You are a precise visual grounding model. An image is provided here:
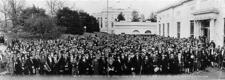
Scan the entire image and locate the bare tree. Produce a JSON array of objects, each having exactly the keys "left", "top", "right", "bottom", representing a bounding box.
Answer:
[
  {"left": 147, "top": 12, "right": 157, "bottom": 22},
  {"left": 46, "top": 0, "right": 65, "bottom": 16},
  {"left": 140, "top": 14, "right": 145, "bottom": 22},
  {"left": 0, "top": 0, "right": 9, "bottom": 30},
  {"left": 0, "top": 0, "right": 25, "bottom": 31},
  {"left": 131, "top": 10, "right": 140, "bottom": 22},
  {"left": 117, "top": 12, "right": 125, "bottom": 22}
]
